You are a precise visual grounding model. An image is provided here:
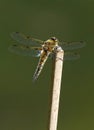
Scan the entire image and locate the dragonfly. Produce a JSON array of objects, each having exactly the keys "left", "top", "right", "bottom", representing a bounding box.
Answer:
[{"left": 9, "top": 32, "right": 86, "bottom": 80}]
